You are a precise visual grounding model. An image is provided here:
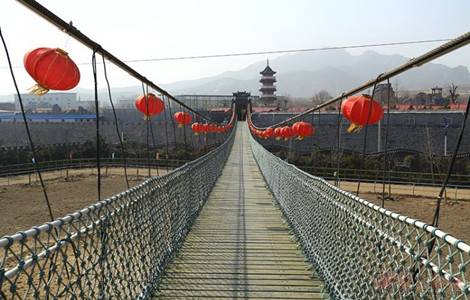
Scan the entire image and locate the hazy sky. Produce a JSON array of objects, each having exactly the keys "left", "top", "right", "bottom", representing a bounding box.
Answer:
[{"left": 0, "top": 0, "right": 469, "bottom": 96}]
